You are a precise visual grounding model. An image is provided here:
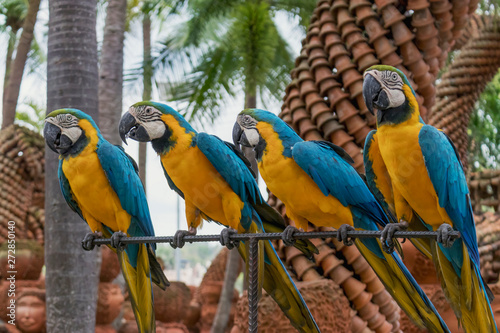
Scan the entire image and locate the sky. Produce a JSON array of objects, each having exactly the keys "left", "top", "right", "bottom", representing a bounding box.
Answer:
[{"left": 0, "top": 2, "right": 305, "bottom": 240}]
